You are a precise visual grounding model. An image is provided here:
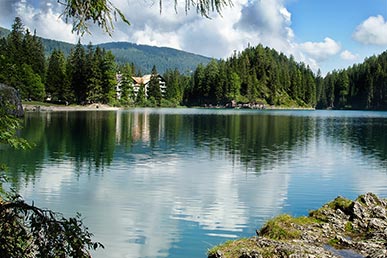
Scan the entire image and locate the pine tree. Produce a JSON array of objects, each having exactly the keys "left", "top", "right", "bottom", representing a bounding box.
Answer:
[
  {"left": 147, "top": 65, "right": 162, "bottom": 105},
  {"left": 228, "top": 72, "right": 241, "bottom": 100},
  {"left": 46, "top": 49, "right": 69, "bottom": 102},
  {"left": 86, "top": 44, "right": 103, "bottom": 103},
  {"left": 68, "top": 40, "right": 87, "bottom": 104},
  {"left": 100, "top": 50, "right": 117, "bottom": 104},
  {"left": 120, "top": 64, "right": 134, "bottom": 105},
  {"left": 136, "top": 83, "right": 146, "bottom": 106}
]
